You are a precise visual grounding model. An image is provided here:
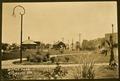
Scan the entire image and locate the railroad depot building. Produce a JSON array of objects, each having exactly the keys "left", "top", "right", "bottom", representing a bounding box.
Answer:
[{"left": 22, "top": 37, "right": 40, "bottom": 49}]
